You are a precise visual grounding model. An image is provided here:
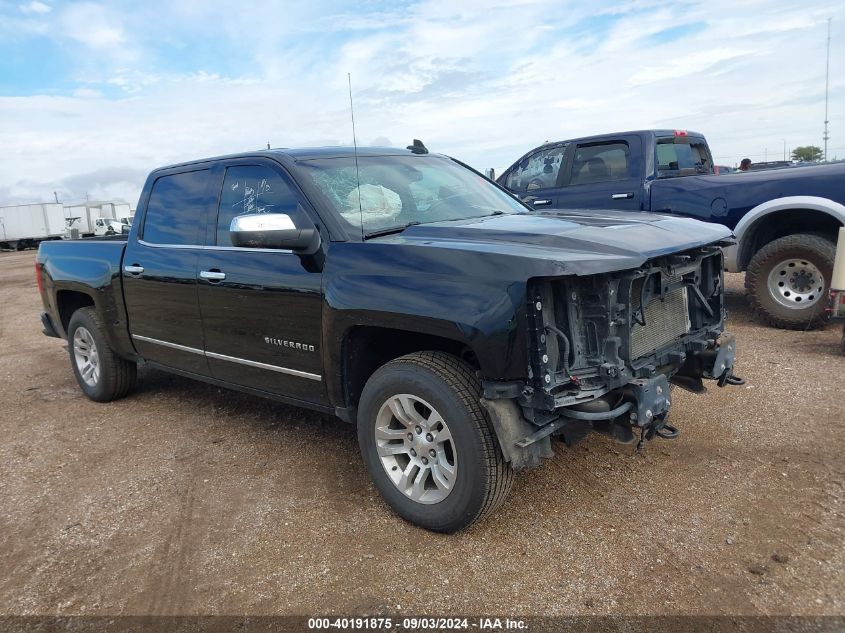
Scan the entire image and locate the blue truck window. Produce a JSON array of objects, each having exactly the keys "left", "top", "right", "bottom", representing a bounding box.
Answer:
[
  {"left": 569, "top": 143, "right": 630, "bottom": 185},
  {"left": 506, "top": 146, "right": 566, "bottom": 192},
  {"left": 656, "top": 139, "right": 713, "bottom": 176},
  {"left": 216, "top": 165, "right": 300, "bottom": 247},
  {"left": 142, "top": 169, "right": 210, "bottom": 245}
]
